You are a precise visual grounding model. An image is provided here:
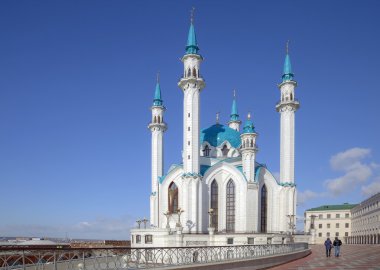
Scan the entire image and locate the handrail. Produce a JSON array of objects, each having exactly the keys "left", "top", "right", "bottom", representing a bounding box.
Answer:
[{"left": 0, "top": 243, "right": 309, "bottom": 270}]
